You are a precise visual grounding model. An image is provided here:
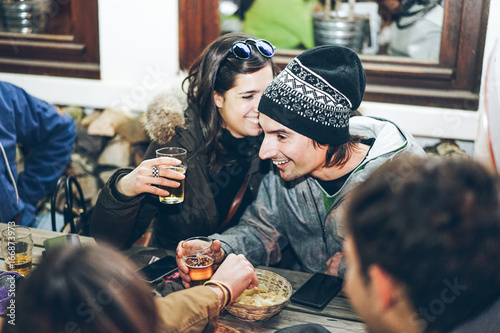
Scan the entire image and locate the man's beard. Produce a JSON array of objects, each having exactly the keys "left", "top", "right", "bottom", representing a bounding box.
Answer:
[{"left": 278, "top": 163, "right": 305, "bottom": 181}]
